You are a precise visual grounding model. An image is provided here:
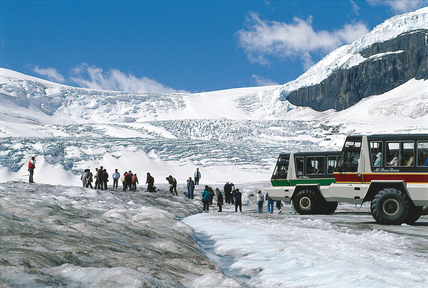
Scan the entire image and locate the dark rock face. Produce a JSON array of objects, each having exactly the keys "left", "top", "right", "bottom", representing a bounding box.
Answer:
[{"left": 286, "top": 29, "right": 428, "bottom": 111}]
